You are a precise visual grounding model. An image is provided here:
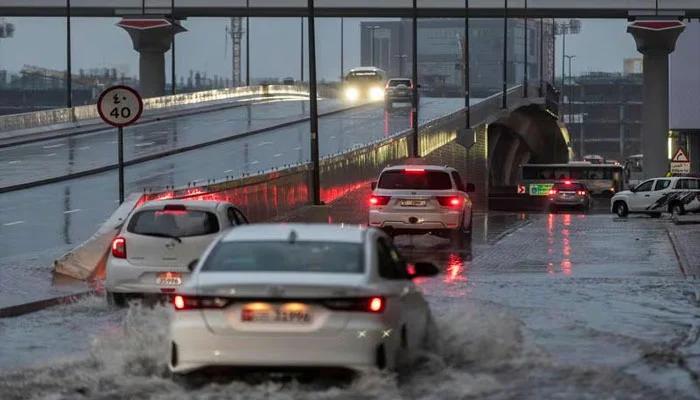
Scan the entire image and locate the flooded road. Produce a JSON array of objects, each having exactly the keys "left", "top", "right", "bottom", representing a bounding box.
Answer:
[{"left": 1, "top": 209, "right": 698, "bottom": 399}]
